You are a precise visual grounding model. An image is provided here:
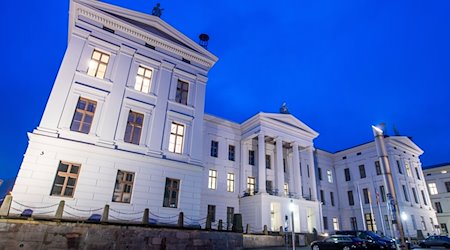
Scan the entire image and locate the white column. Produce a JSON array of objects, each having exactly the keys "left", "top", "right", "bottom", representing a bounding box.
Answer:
[
  {"left": 275, "top": 137, "right": 285, "bottom": 196},
  {"left": 240, "top": 140, "right": 247, "bottom": 195},
  {"left": 258, "top": 133, "right": 266, "bottom": 194},
  {"left": 307, "top": 147, "right": 317, "bottom": 200},
  {"left": 292, "top": 142, "right": 302, "bottom": 197}
]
